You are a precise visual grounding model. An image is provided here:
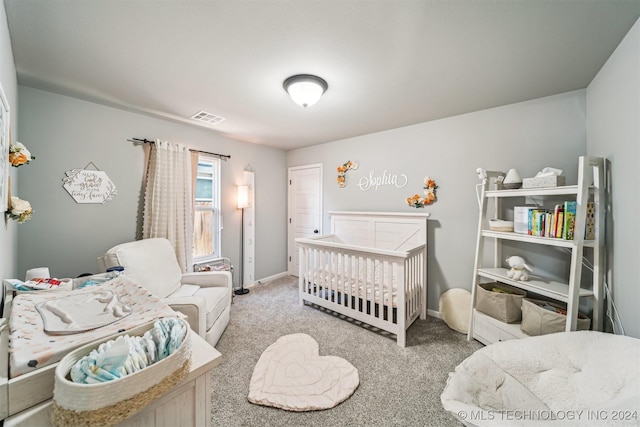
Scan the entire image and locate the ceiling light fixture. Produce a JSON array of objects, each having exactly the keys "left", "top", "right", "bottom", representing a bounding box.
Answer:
[{"left": 283, "top": 74, "right": 328, "bottom": 108}]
